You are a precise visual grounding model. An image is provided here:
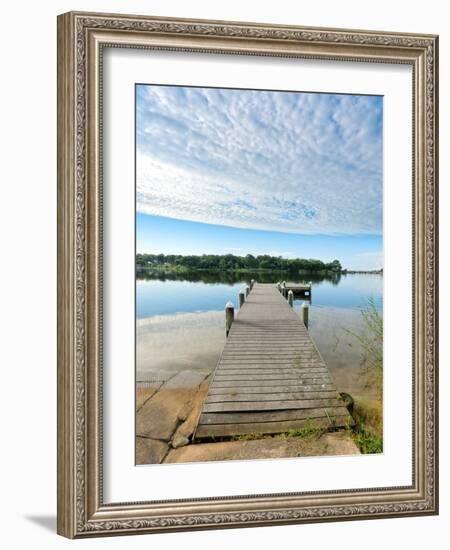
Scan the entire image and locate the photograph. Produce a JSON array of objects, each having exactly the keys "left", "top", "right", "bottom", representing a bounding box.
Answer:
[{"left": 135, "top": 83, "right": 384, "bottom": 465}]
